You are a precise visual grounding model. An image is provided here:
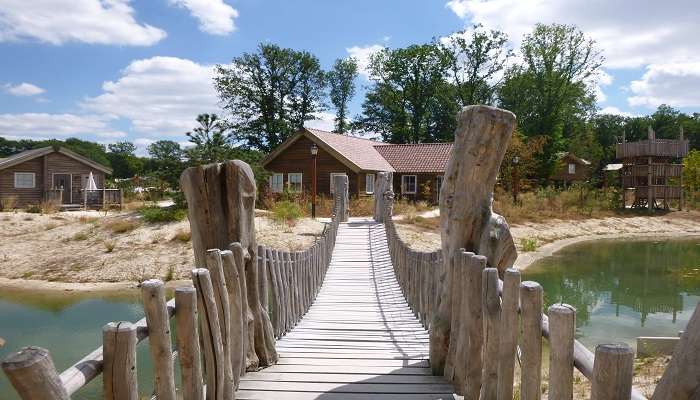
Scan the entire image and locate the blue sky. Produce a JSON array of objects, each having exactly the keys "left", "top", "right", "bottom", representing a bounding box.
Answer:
[{"left": 1, "top": 0, "right": 699, "bottom": 154}]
